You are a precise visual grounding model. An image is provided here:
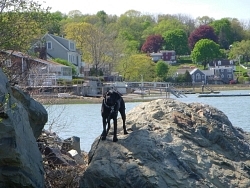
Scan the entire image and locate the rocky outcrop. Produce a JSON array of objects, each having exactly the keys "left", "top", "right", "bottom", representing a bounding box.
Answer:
[
  {"left": 11, "top": 86, "right": 48, "bottom": 139},
  {"left": 80, "top": 99, "right": 250, "bottom": 188},
  {"left": 0, "top": 69, "right": 47, "bottom": 188}
]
